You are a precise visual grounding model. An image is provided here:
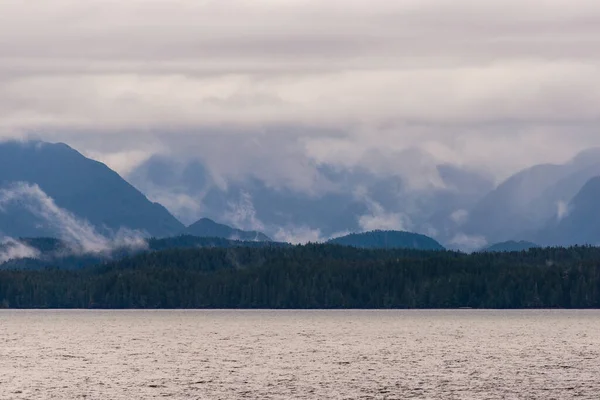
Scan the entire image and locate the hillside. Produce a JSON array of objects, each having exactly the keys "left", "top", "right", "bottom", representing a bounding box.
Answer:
[
  {"left": 183, "top": 218, "right": 271, "bottom": 242},
  {"left": 462, "top": 149, "right": 600, "bottom": 246},
  {"left": 482, "top": 241, "right": 540, "bottom": 252},
  {"left": 328, "top": 230, "right": 444, "bottom": 250},
  {"left": 0, "top": 141, "right": 184, "bottom": 237},
  {"left": 461, "top": 163, "right": 567, "bottom": 243},
  {"left": 537, "top": 176, "right": 600, "bottom": 246}
]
